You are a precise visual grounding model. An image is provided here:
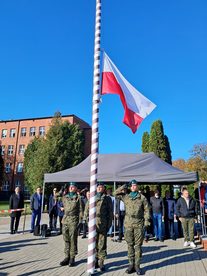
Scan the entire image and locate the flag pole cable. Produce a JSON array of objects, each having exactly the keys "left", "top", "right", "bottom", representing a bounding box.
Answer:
[{"left": 87, "top": 0, "right": 102, "bottom": 275}]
